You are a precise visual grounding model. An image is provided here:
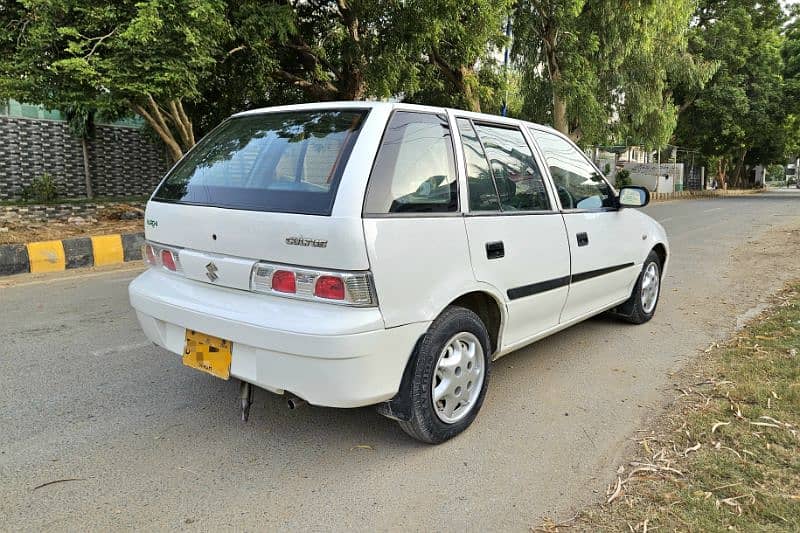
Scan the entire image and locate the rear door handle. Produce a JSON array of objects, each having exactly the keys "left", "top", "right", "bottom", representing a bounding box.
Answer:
[
  {"left": 486, "top": 241, "right": 505, "bottom": 259},
  {"left": 576, "top": 232, "right": 589, "bottom": 247}
]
